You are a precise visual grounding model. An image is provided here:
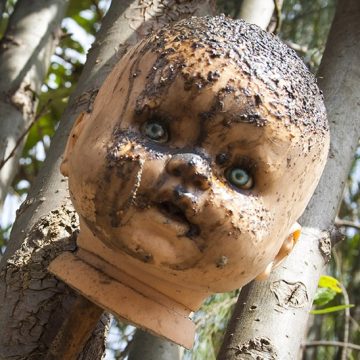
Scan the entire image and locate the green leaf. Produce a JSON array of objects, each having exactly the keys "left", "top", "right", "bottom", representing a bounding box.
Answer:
[
  {"left": 66, "top": 0, "right": 94, "bottom": 18},
  {"left": 318, "top": 275, "right": 342, "bottom": 293},
  {"left": 23, "top": 114, "right": 57, "bottom": 153},
  {"left": 313, "top": 287, "right": 337, "bottom": 306},
  {"left": 72, "top": 13, "right": 97, "bottom": 34},
  {"left": 310, "top": 304, "right": 354, "bottom": 315}
]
